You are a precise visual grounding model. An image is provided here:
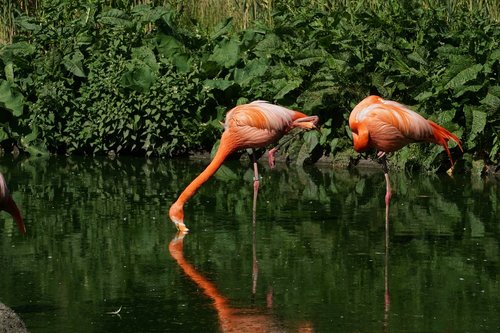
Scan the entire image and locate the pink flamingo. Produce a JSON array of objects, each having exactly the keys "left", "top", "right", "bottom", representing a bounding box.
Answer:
[
  {"left": 0, "top": 173, "right": 25, "bottom": 234},
  {"left": 349, "top": 95, "right": 463, "bottom": 207},
  {"left": 169, "top": 101, "right": 319, "bottom": 233}
]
